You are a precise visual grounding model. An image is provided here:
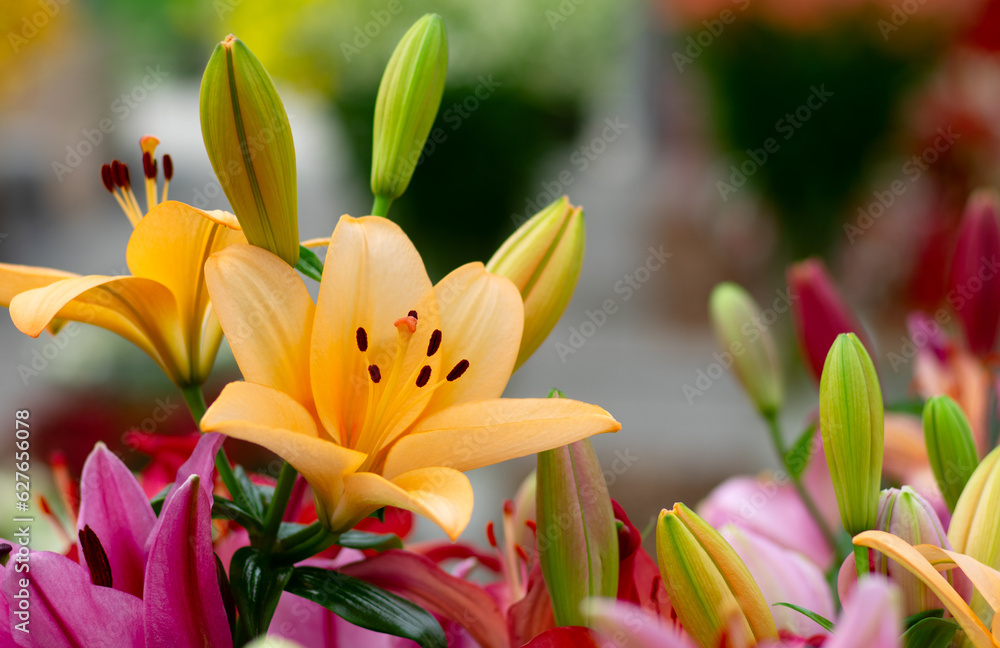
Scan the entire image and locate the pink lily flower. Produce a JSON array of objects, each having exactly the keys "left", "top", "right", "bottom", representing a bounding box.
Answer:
[{"left": 1, "top": 434, "right": 232, "bottom": 648}]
